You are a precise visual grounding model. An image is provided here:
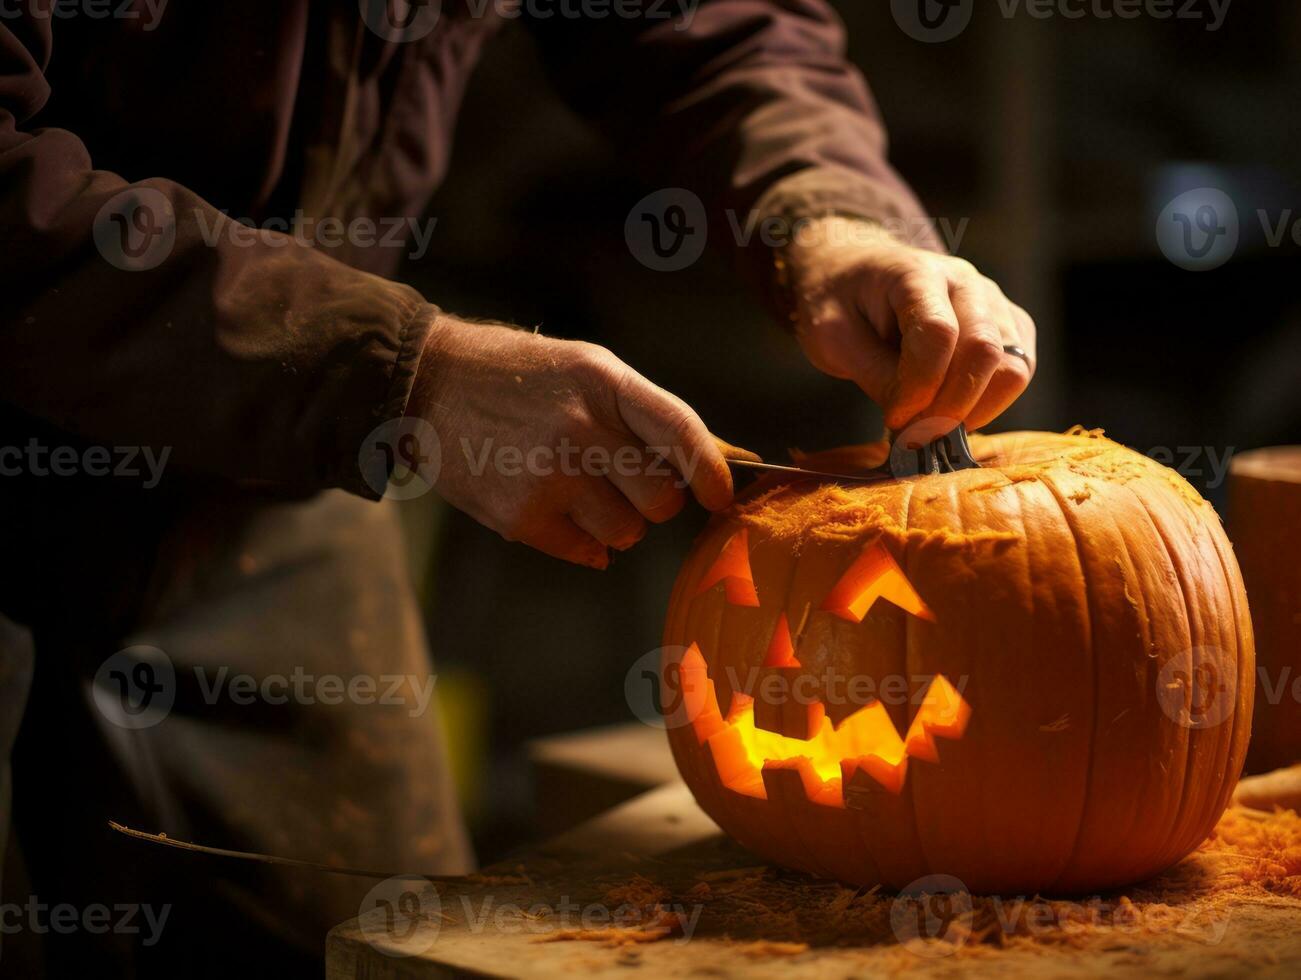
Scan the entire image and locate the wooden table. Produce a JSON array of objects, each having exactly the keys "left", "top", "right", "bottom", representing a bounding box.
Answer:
[{"left": 327, "top": 777, "right": 1301, "bottom": 978}]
